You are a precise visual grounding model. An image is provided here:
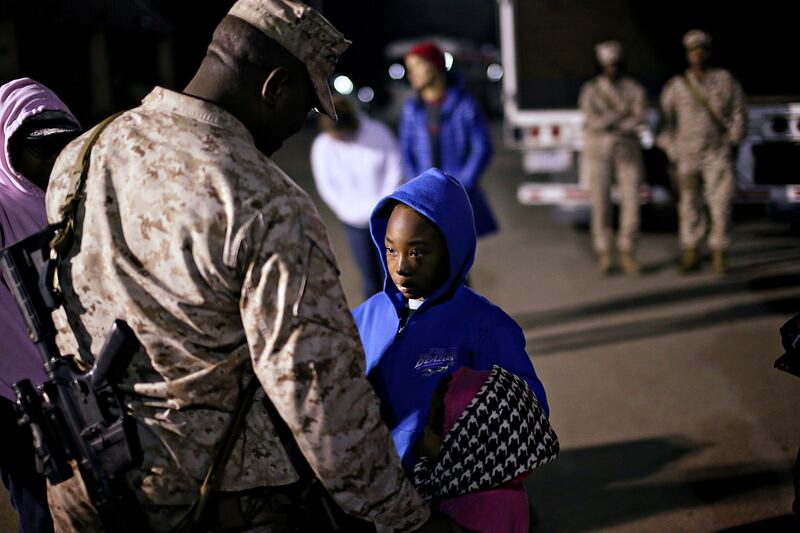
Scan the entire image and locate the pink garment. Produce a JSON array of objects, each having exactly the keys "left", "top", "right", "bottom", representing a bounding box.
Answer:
[
  {"left": 0, "top": 78, "right": 79, "bottom": 400},
  {"left": 439, "top": 367, "right": 530, "bottom": 533}
]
